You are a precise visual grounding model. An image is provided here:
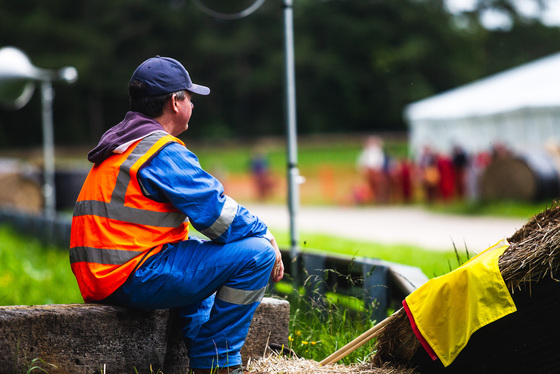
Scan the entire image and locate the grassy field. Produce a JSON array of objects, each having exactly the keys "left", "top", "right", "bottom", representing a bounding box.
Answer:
[{"left": 274, "top": 231, "right": 470, "bottom": 278}]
